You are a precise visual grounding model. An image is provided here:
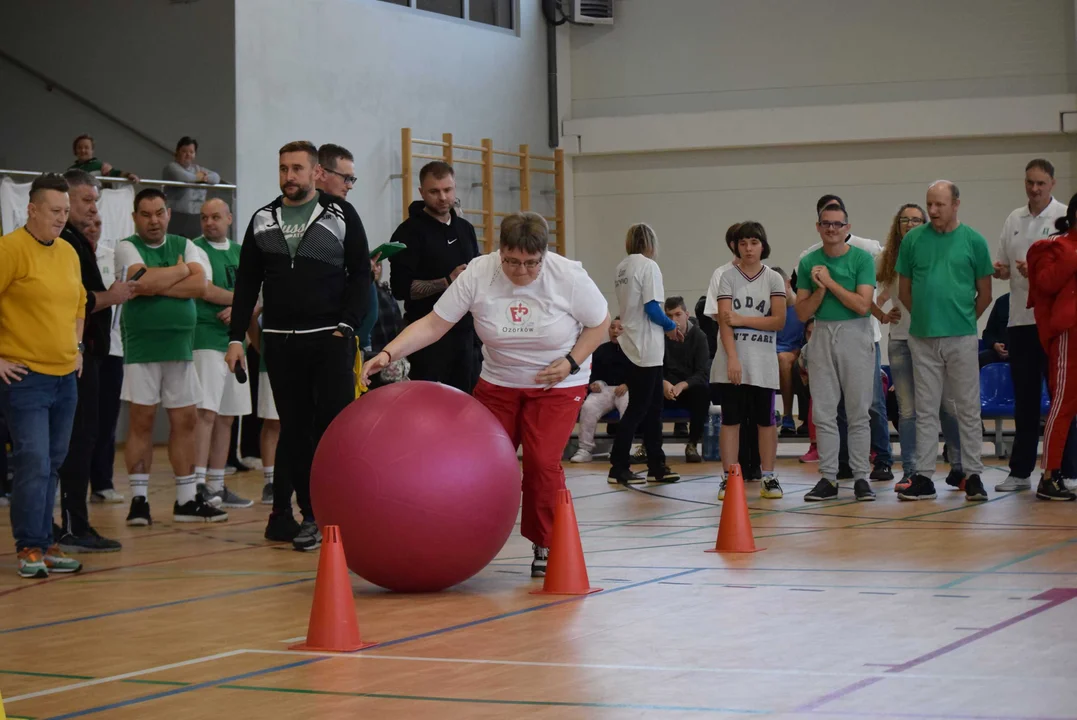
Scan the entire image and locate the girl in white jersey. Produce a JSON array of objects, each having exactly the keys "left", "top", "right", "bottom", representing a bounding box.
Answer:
[{"left": 362, "top": 212, "right": 610, "bottom": 579}]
